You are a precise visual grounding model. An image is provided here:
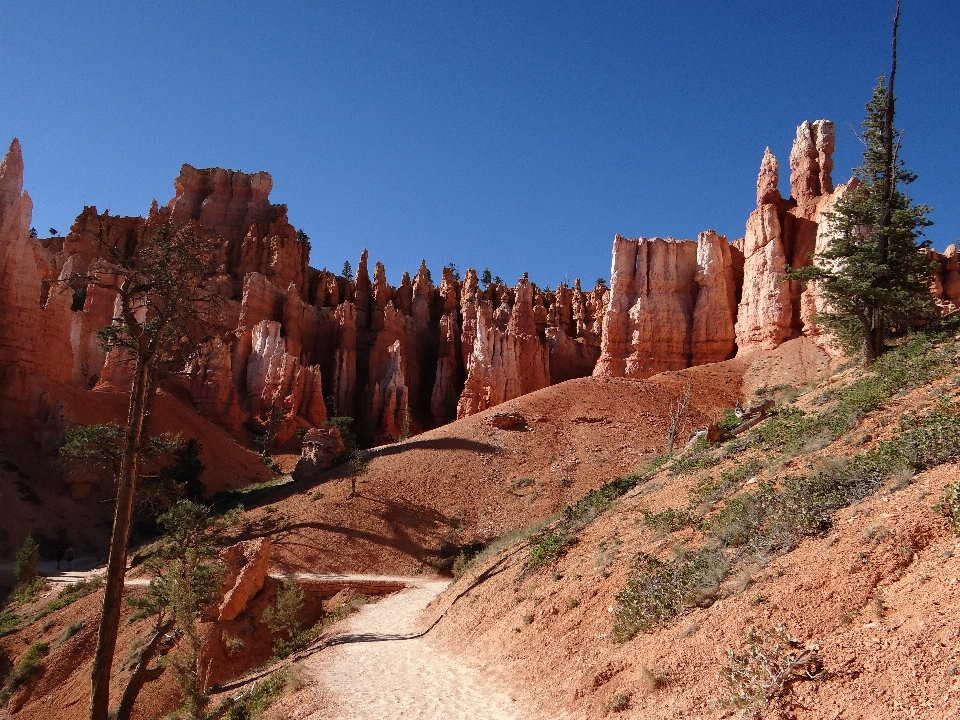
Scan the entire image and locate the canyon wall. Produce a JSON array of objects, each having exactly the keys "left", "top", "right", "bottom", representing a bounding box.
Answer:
[
  {"left": 3, "top": 120, "right": 955, "bottom": 449},
  {"left": 0, "top": 148, "right": 604, "bottom": 446}
]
